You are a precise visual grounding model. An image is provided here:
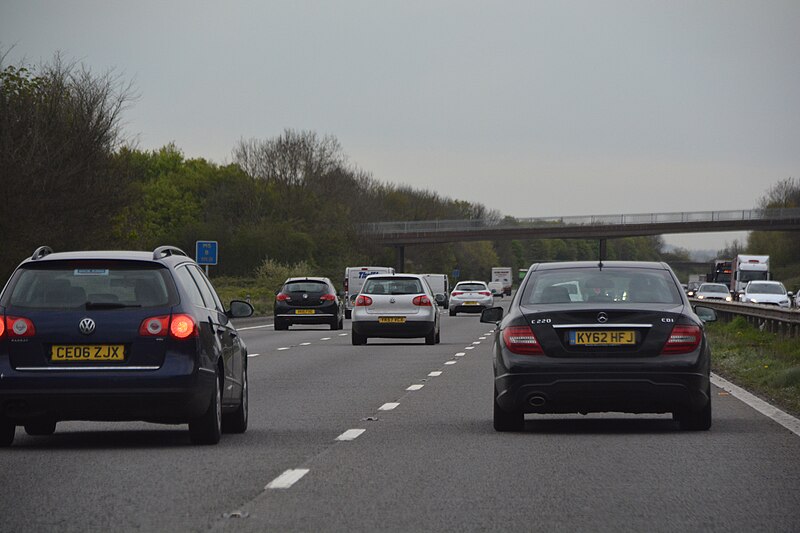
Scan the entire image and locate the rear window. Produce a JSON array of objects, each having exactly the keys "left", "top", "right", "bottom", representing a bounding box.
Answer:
[
  {"left": 521, "top": 268, "right": 681, "bottom": 305},
  {"left": 1, "top": 261, "right": 177, "bottom": 310},
  {"left": 455, "top": 283, "right": 487, "bottom": 291},
  {"left": 362, "top": 277, "right": 424, "bottom": 295},
  {"left": 284, "top": 281, "right": 330, "bottom": 293}
]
